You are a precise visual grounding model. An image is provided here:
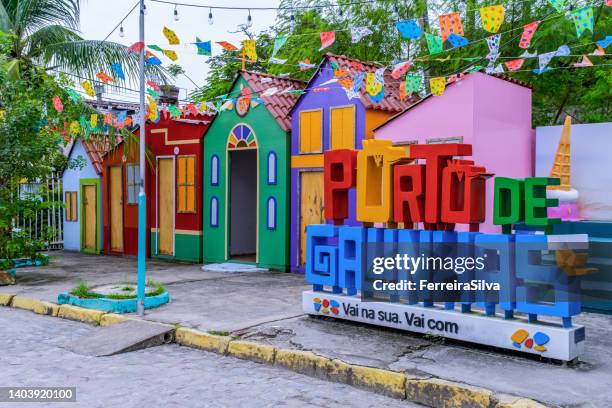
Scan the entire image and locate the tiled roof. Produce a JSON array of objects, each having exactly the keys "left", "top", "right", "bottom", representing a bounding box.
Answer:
[
  {"left": 240, "top": 71, "right": 306, "bottom": 132},
  {"left": 81, "top": 138, "right": 112, "bottom": 175},
  {"left": 325, "top": 53, "right": 420, "bottom": 112}
]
